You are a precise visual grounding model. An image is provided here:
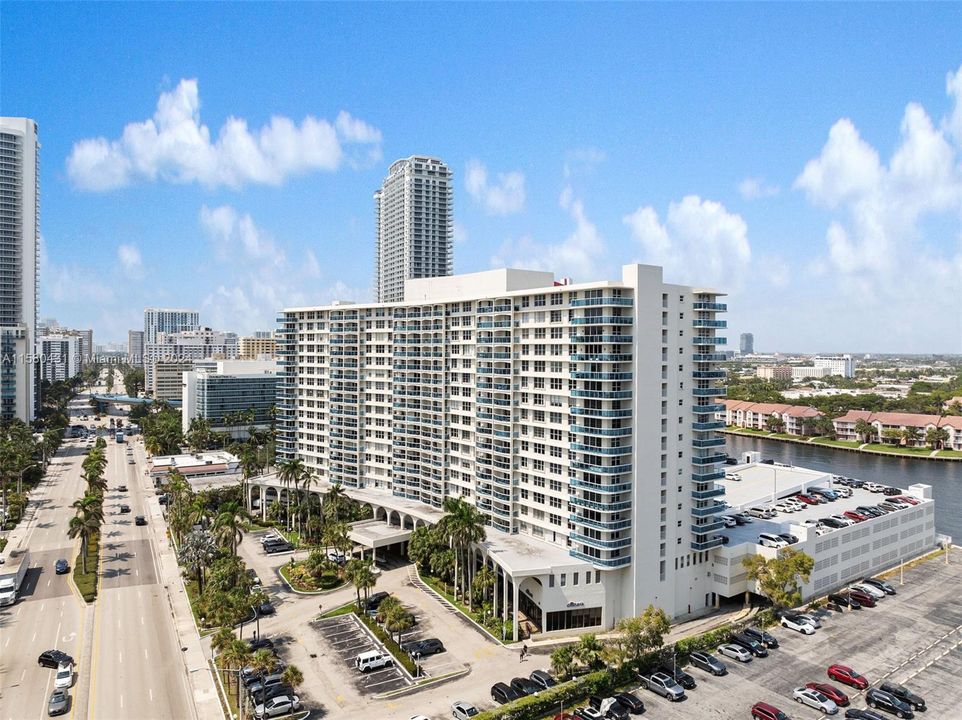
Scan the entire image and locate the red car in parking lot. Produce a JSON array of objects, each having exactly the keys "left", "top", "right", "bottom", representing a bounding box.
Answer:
[
  {"left": 894, "top": 496, "right": 919, "bottom": 505},
  {"left": 751, "top": 702, "right": 790, "bottom": 720},
  {"left": 842, "top": 511, "right": 868, "bottom": 522},
  {"left": 795, "top": 494, "right": 819, "bottom": 505},
  {"left": 805, "top": 682, "right": 850, "bottom": 706},
  {"left": 827, "top": 664, "right": 868, "bottom": 689},
  {"left": 848, "top": 589, "right": 877, "bottom": 607}
]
